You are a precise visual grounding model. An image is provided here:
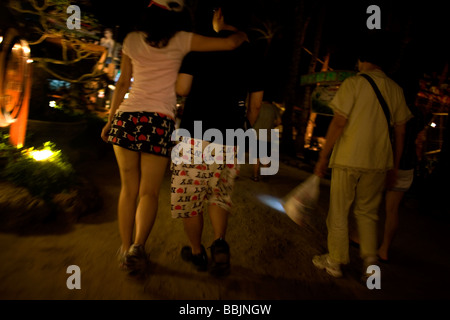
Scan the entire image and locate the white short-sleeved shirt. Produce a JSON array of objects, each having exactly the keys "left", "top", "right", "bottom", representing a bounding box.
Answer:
[
  {"left": 329, "top": 69, "right": 413, "bottom": 171},
  {"left": 118, "top": 31, "right": 193, "bottom": 119}
]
